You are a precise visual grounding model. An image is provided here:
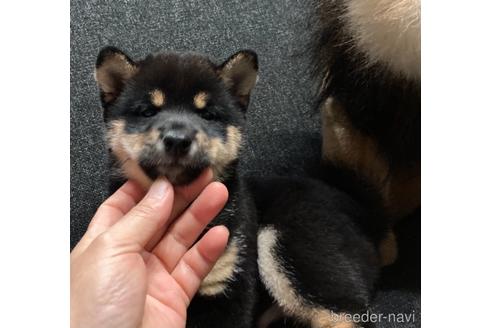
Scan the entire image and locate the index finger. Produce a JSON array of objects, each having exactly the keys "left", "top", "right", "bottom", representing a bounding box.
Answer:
[
  {"left": 145, "top": 168, "right": 214, "bottom": 250},
  {"left": 106, "top": 178, "right": 174, "bottom": 249},
  {"left": 71, "top": 180, "right": 145, "bottom": 257}
]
